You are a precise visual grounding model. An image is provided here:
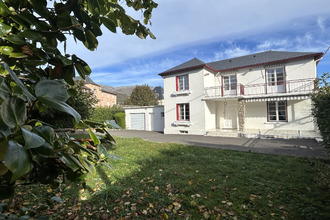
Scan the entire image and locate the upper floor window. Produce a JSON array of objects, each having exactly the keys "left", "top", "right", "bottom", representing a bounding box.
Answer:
[
  {"left": 267, "top": 67, "right": 284, "bottom": 86},
  {"left": 176, "top": 75, "right": 189, "bottom": 91},
  {"left": 177, "top": 103, "right": 190, "bottom": 121},
  {"left": 107, "top": 93, "right": 110, "bottom": 98},
  {"left": 267, "top": 101, "right": 287, "bottom": 122},
  {"left": 223, "top": 75, "right": 236, "bottom": 91}
]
